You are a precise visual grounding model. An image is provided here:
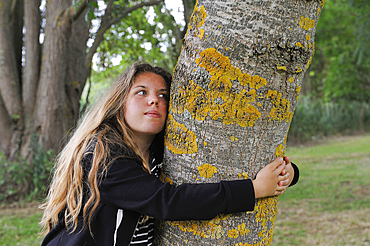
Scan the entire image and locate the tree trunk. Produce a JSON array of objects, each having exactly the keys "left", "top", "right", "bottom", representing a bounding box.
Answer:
[
  {"left": 0, "top": 0, "right": 23, "bottom": 160},
  {"left": 155, "top": 0, "right": 323, "bottom": 245},
  {"left": 21, "top": 0, "right": 42, "bottom": 156},
  {"left": 34, "top": 0, "right": 75, "bottom": 152}
]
